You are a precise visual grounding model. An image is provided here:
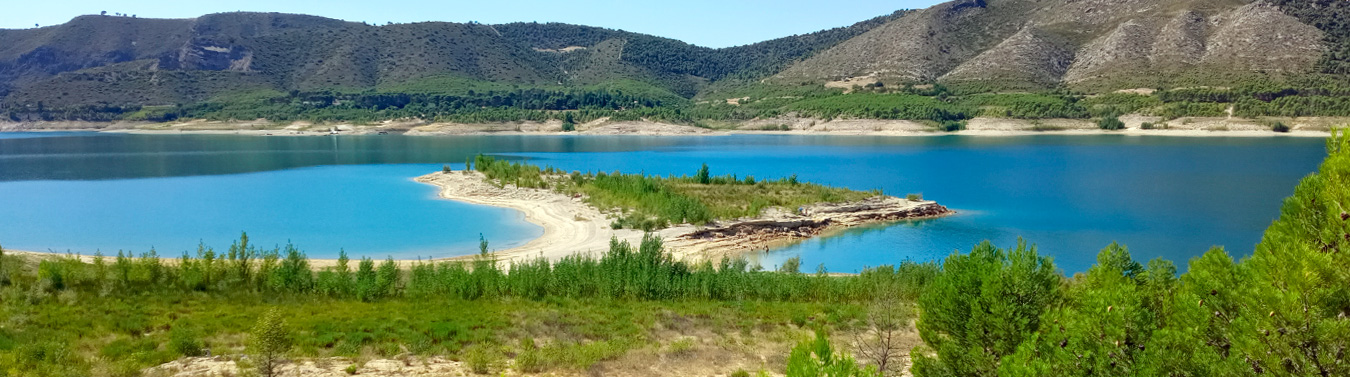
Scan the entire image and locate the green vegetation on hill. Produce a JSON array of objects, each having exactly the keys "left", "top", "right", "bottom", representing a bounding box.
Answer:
[
  {"left": 1270, "top": 0, "right": 1350, "bottom": 74},
  {"left": 471, "top": 156, "right": 877, "bottom": 230},
  {"left": 10, "top": 75, "right": 1350, "bottom": 127}
]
